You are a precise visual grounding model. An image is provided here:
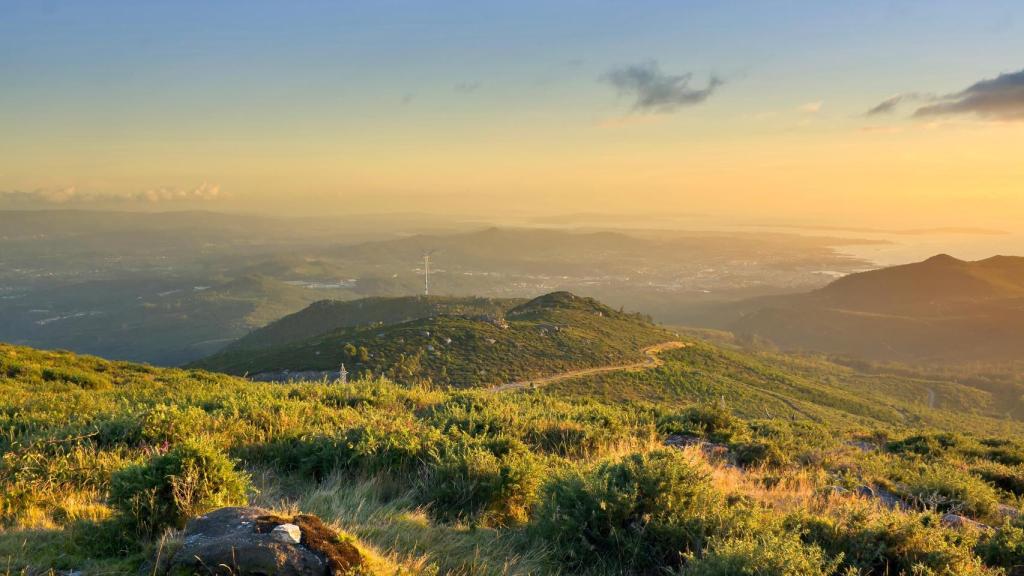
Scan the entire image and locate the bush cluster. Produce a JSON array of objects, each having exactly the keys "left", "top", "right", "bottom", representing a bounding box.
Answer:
[
  {"left": 109, "top": 440, "right": 250, "bottom": 537},
  {"left": 533, "top": 450, "right": 727, "bottom": 572}
]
